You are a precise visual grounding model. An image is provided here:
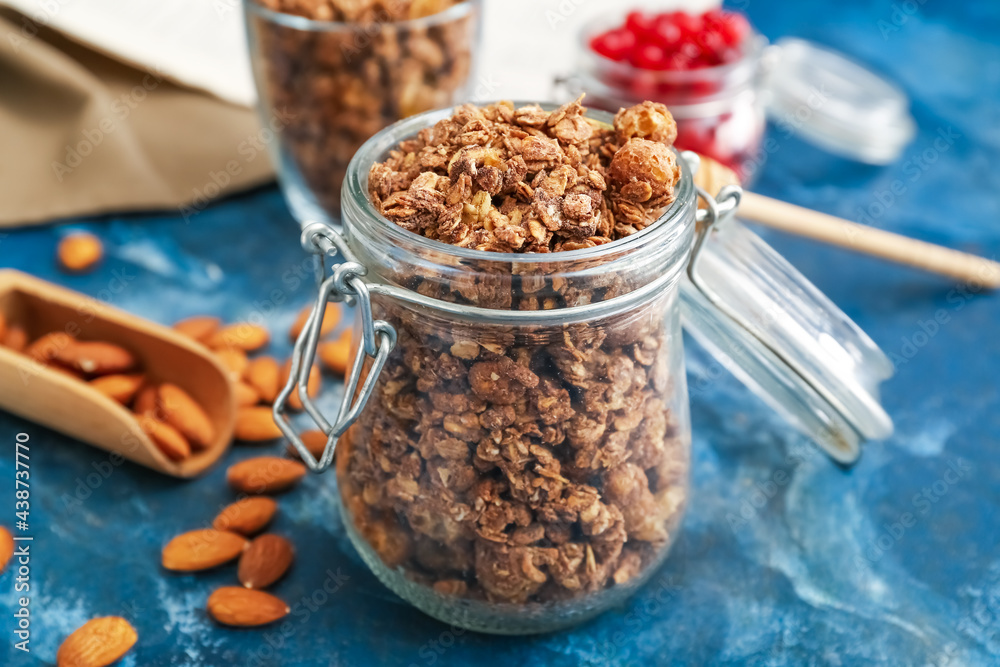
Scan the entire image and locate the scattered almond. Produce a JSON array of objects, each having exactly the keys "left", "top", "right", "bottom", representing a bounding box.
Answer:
[
  {"left": 238, "top": 534, "right": 294, "bottom": 589},
  {"left": 215, "top": 347, "right": 249, "bottom": 383},
  {"left": 159, "top": 383, "right": 214, "bottom": 451},
  {"left": 318, "top": 331, "right": 353, "bottom": 377},
  {"left": 234, "top": 406, "right": 283, "bottom": 442},
  {"left": 289, "top": 303, "right": 341, "bottom": 341},
  {"left": 246, "top": 356, "right": 281, "bottom": 404},
  {"left": 57, "top": 616, "right": 137, "bottom": 667},
  {"left": 57, "top": 232, "right": 104, "bottom": 273},
  {"left": 89, "top": 374, "right": 145, "bottom": 405},
  {"left": 280, "top": 360, "right": 321, "bottom": 411},
  {"left": 207, "top": 587, "right": 289, "bottom": 627},
  {"left": 172, "top": 316, "right": 221, "bottom": 343},
  {"left": 207, "top": 323, "right": 270, "bottom": 352},
  {"left": 212, "top": 497, "right": 277, "bottom": 536},
  {"left": 0, "top": 526, "right": 13, "bottom": 573},
  {"left": 227, "top": 457, "right": 307, "bottom": 494},
  {"left": 287, "top": 430, "right": 328, "bottom": 460},
  {"left": 140, "top": 417, "right": 191, "bottom": 462},
  {"left": 2, "top": 324, "right": 28, "bottom": 352},
  {"left": 234, "top": 382, "right": 261, "bottom": 407},
  {"left": 161, "top": 529, "right": 248, "bottom": 571},
  {"left": 53, "top": 341, "right": 136, "bottom": 376}
]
